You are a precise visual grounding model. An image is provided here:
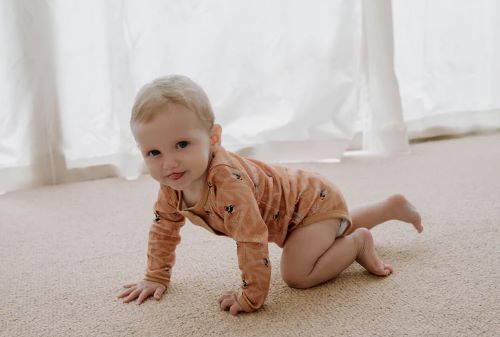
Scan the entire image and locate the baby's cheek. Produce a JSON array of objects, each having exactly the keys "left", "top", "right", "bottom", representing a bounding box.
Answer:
[{"left": 148, "top": 166, "right": 162, "bottom": 181}]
